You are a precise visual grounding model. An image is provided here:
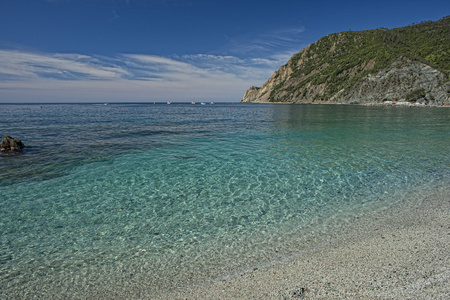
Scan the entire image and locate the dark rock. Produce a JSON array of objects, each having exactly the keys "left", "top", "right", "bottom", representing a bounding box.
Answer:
[
  {"left": 290, "top": 287, "right": 307, "bottom": 298},
  {"left": 1, "top": 136, "right": 25, "bottom": 152}
]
